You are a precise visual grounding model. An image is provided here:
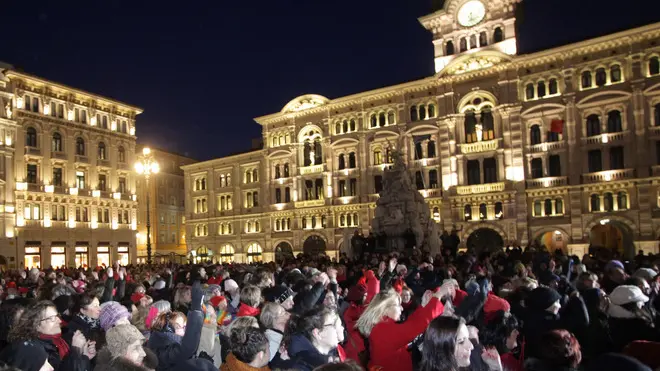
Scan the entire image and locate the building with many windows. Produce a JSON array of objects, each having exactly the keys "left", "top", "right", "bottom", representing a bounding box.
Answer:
[
  {"left": 0, "top": 66, "right": 140, "bottom": 269},
  {"left": 183, "top": 0, "right": 660, "bottom": 261},
  {"left": 135, "top": 146, "right": 197, "bottom": 263}
]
